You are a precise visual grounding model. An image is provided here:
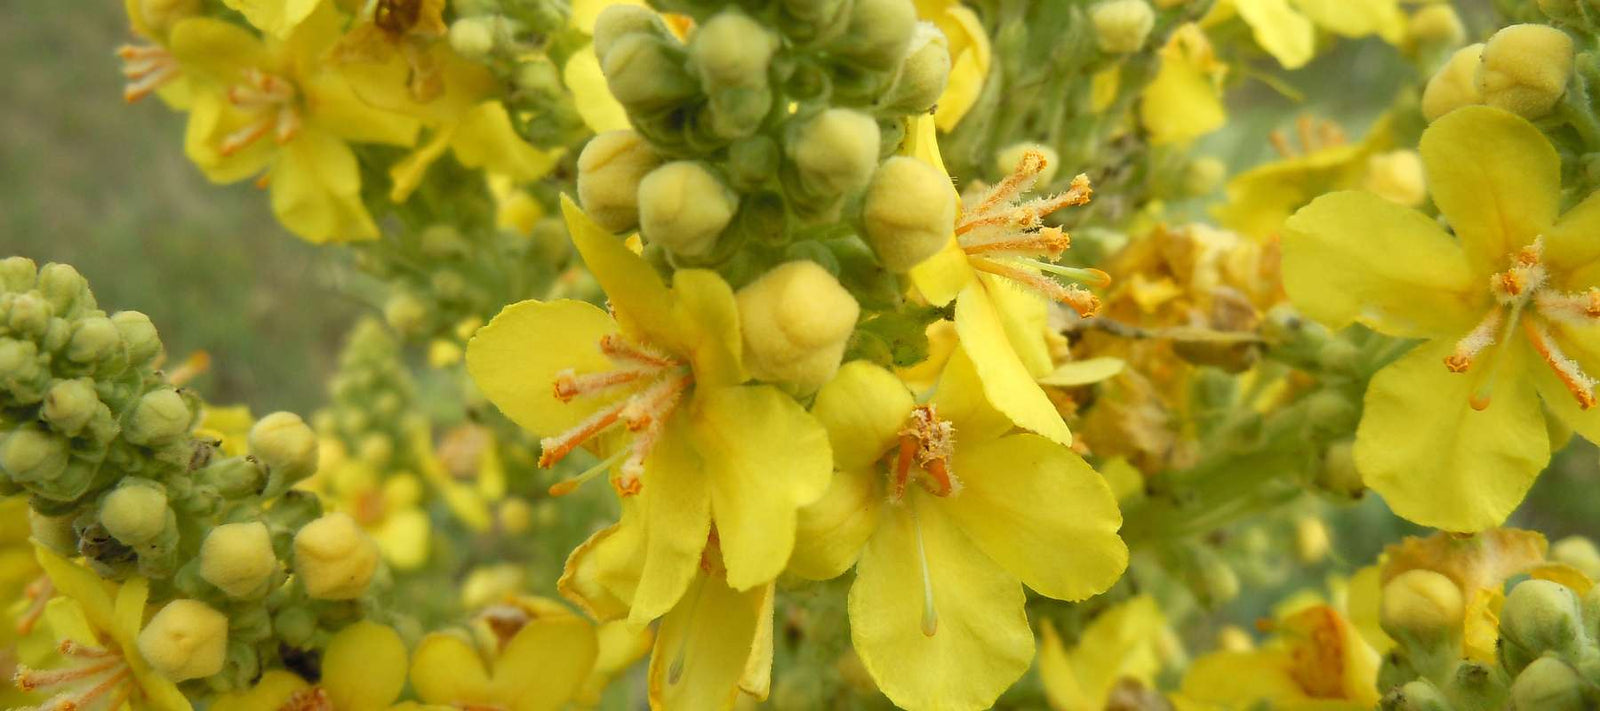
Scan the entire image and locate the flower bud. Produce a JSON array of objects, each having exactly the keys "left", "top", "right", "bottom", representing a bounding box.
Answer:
[
  {"left": 138, "top": 0, "right": 201, "bottom": 36},
  {"left": 789, "top": 109, "right": 881, "bottom": 199},
  {"left": 0, "top": 424, "right": 70, "bottom": 485},
  {"left": 1380, "top": 570, "right": 1464, "bottom": 645},
  {"left": 1476, "top": 25, "right": 1574, "bottom": 120},
  {"left": 728, "top": 136, "right": 780, "bottom": 190},
  {"left": 1421, "top": 43, "right": 1485, "bottom": 122},
  {"left": 383, "top": 292, "right": 428, "bottom": 337},
  {"left": 592, "top": 4, "right": 659, "bottom": 60},
  {"left": 294, "top": 512, "right": 381, "bottom": 600},
  {"left": 38, "top": 263, "right": 89, "bottom": 315},
  {"left": 1538, "top": 0, "right": 1584, "bottom": 23},
  {"left": 828, "top": 0, "right": 916, "bottom": 70},
  {"left": 1500, "top": 579, "right": 1585, "bottom": 663},
  {"left": 0, "top": 256, "right": 35, "bottom": 293},
  {"left": 577, "top": 131, "right": 661, "bottom": 233},
  {"left": 112, "top": 311, "right": 162, "bottom": 365},
  {"left": 1363, "top": 150, "right": 1427, "bottom": 208},
  {"left": 862, "top": 156, "right": 956, "bottom": 271},
  {"left": 1392, "top": 680, "right": 1451, "bottom": 711},
  {"left": 30, "top": 509, "right": 77, "bottom": 554},
  {"left": 67, "top": 316, "right": 122, "bottom": 364},
  {"left": 137, "top": 599, "right": 229, "bottom": 682},
  {"left": 42, "top": 378, "right": 102, "bottom": 436},
  {"left": 736, "top": 261, "right": 860, "bottom": 393},
  {"left": 1406, "top": 5, "right": 1464, "bottom": 48},
  {"left": 249, "top": 412, "right": 318, "bottom": 485},
  {"left": 879, "top": 23, "right": 950, "bottom": 115},
  {"left": 602, "top": 33, "right": 698, "bottom": 112},
  {"left": 125, "top": 388, "right": 192, "bottom": 446},
  {"left": 1093, "top": 0, "right": 1156, "bottom": 54},
  {"left": 6, "top": 293, "right": 49, "bottom": 337},
  {"left": 637, "top": 161, "right": 738, "bottom": 258},
  {"left": 690, "top": 11, "right": 777, "bottom": 90},
  {"left": 1551, "top": 536, "right": 1600, "bottom": 579},
  {"left": 1182, "top": 156, "right": 1227, "bottom": 197},
  {"left": 100, "top": 481, "right": 170, "bottom": 546},
  {"left": 1294, "top": 517, "right": 1330, "bottom": 564},
  {"left": 1510, "top": 657, "right": 1587, "bottom": 711},
  {"left": 200, "top": 521, "right": 277, "bottom": 598},
  {"left": 497, "top": 498, "right": 534, "bottom": 534},
  {"left": 449, "top": 16, "right": 498, "bottom": 59}
]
